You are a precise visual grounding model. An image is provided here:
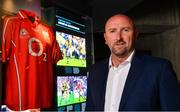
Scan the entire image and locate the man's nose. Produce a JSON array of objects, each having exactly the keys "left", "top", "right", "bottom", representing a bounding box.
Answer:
[{"left": 116, "top": 31, "right": 122, "bottom": 40}]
